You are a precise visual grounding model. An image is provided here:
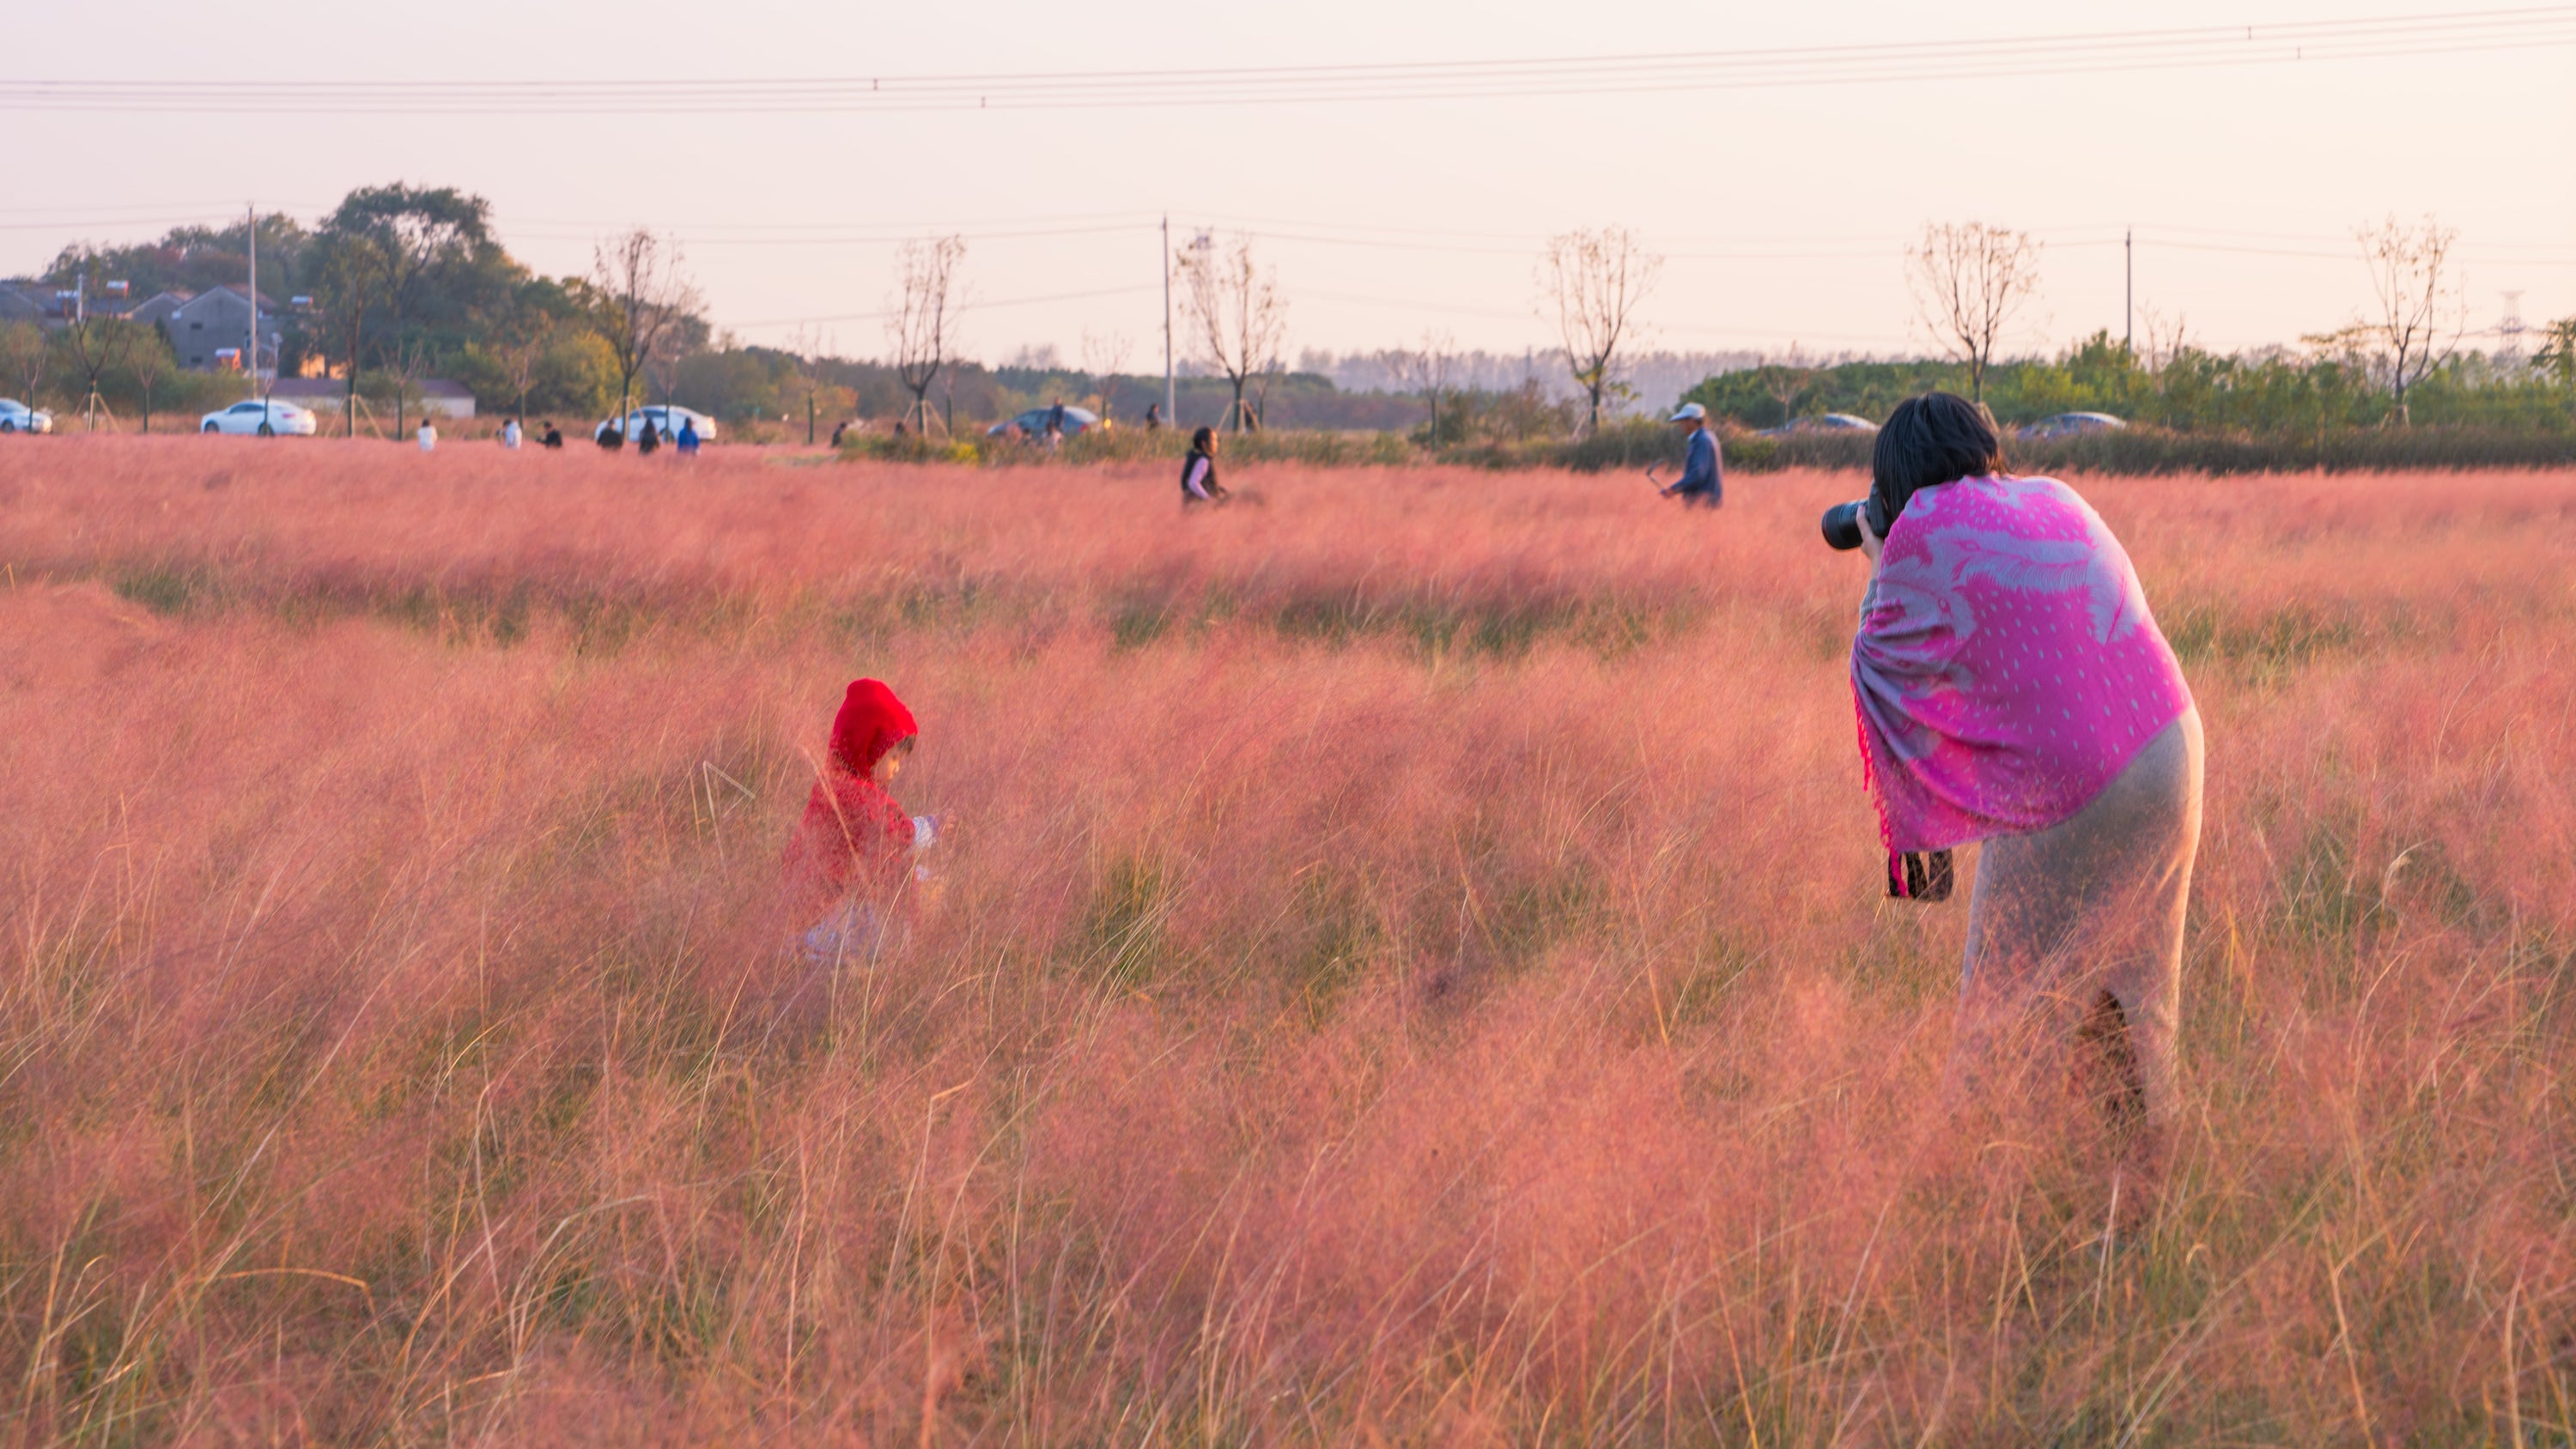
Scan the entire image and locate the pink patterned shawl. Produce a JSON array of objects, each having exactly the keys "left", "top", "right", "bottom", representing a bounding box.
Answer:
[{"left": 1850, "top": 473, "right": 2192, "bottom": 857}]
